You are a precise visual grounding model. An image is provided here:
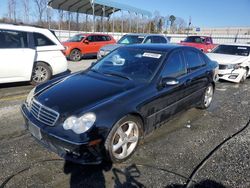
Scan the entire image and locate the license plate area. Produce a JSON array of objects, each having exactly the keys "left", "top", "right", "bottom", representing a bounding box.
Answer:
[{"left": 28, "top": 122, "right": 42, "bottom": 140}]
